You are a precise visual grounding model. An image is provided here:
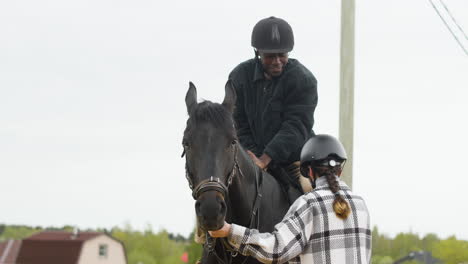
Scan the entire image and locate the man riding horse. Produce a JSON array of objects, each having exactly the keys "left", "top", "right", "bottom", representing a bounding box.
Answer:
[
  {"left": 194, "top": 16, "right": 318, "bottom": 247},
  {"left": 229, "top": 16, "right": 318, "bottom": 199}
]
